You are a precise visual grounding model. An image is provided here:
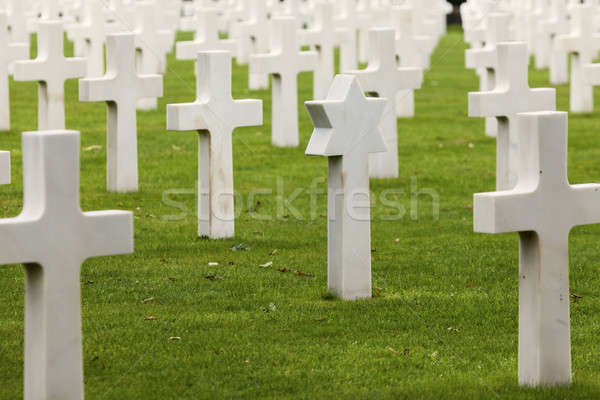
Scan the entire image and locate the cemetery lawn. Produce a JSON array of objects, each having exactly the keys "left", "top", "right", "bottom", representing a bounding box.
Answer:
[{"left": 3, "top": 27, "right": 600, "bottom": 399}]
